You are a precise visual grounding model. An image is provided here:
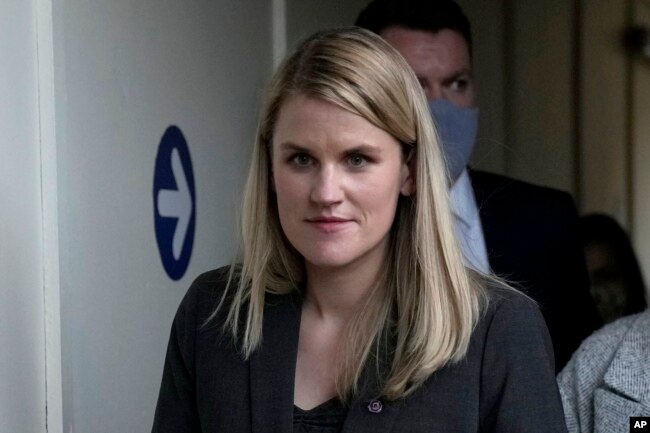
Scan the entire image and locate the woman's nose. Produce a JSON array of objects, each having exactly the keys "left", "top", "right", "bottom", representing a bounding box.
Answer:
[{"left": 310, "top": 165, "right": 344, "bottom": 206}]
